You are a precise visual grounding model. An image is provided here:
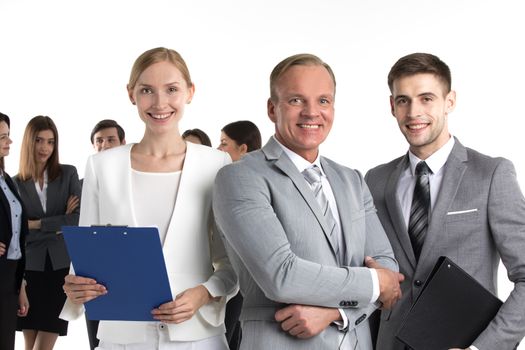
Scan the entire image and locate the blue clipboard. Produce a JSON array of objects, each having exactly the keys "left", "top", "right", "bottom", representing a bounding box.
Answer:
[{"left": 62, "top": 226, "right": 173, "bottom": 321}]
